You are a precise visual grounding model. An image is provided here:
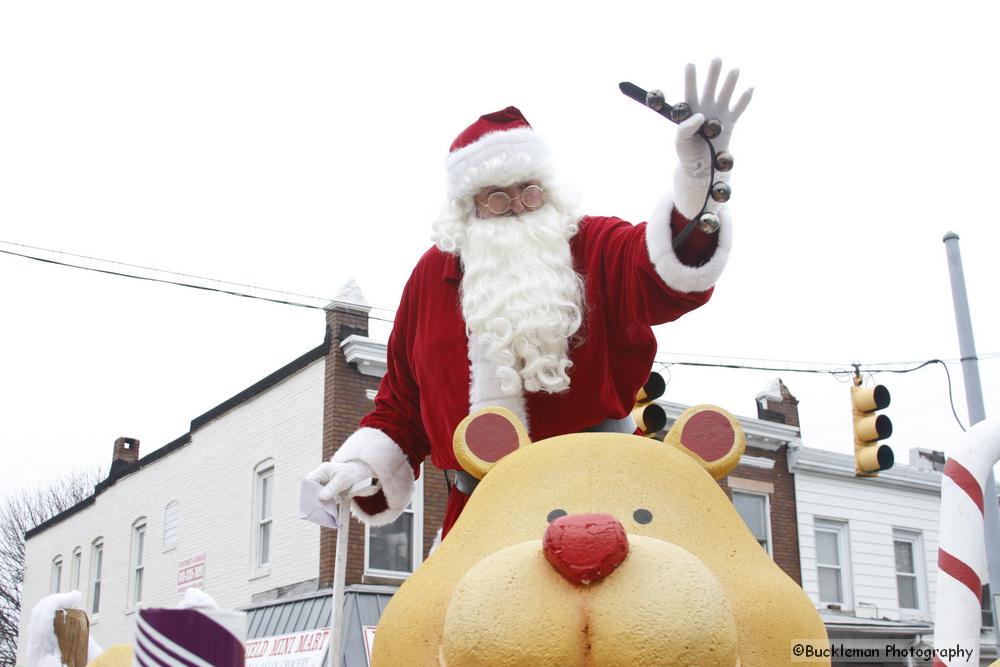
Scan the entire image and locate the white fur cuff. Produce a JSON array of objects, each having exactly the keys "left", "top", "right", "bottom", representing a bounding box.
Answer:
[
  {"left": 645, "top": 192, "right": 731, "bottom": 294},
  {"left": 333, "top": 427, "right": 415, "bottom": 525}
]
